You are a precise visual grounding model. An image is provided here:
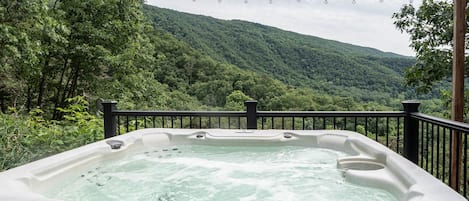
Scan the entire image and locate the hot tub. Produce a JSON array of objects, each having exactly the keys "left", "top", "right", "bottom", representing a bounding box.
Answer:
[{"left": 0, "top": 129, "right": 465, "bottom": 201}]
